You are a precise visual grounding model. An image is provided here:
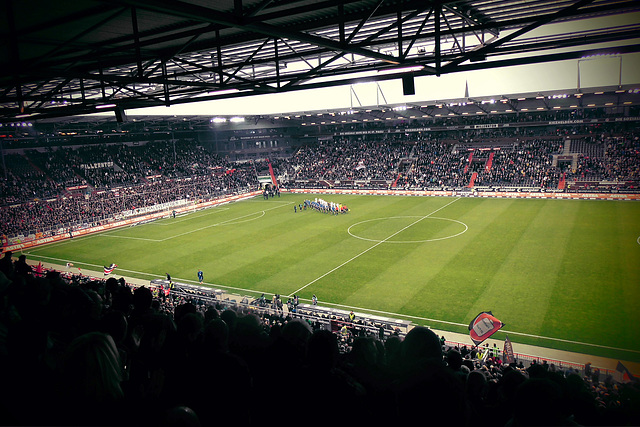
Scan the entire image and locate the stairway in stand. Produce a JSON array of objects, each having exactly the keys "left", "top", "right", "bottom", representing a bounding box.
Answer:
[
  {"left": 485, "top": 151, "right": 495, "bottom": 172},
  {"left": 558, "top": 172, "right": 566, "bottom": 190},
  {"left": 391, "top": 173, "right": 402, "bottom": 188},
  {"left": 464, "top": 151, "right": 474, "bottom": 174},
  {"left": 468, "top": 172, "right": 478, "bottom": 188}
]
